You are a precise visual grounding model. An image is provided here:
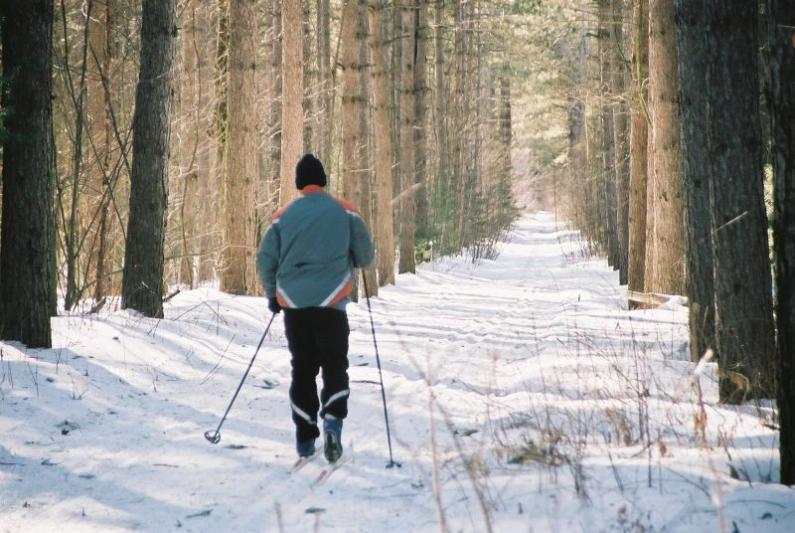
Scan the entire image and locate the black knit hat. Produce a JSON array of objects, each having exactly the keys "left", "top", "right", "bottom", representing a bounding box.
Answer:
[{"left": 295, "top": 153, "right": 327, "bottom": 190}]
